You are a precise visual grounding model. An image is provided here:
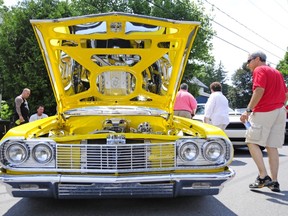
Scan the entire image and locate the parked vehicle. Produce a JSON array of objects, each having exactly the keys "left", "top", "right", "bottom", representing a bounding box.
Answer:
[
  {"left": 0, "top": 13, "right": 235, "bottom": 199},
  {"left": 195, "top": 104, "right": 288, "bottom": 147},
  {"left": 194, "top": 104, "right": 246, "bottom": 147}
]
